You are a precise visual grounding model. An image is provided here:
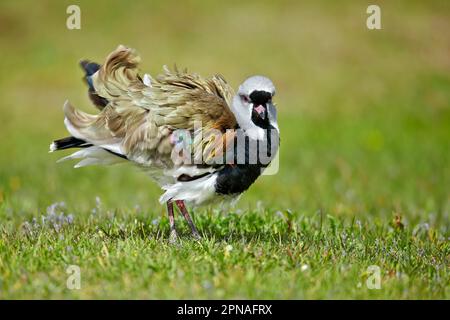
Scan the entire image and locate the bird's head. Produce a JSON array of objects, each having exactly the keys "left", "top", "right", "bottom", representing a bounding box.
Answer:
[{"left": 232, "top": 75, "right": 278, "bottom": 140}]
